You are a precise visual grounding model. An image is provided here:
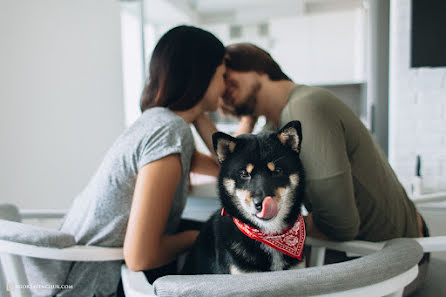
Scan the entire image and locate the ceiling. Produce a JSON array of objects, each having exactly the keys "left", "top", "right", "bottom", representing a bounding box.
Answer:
[{"left": 143, "top": 0, "right": 365, "bottom": 25}]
